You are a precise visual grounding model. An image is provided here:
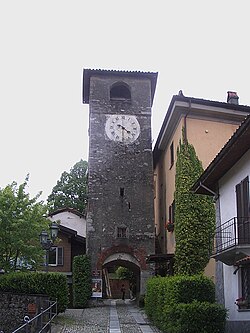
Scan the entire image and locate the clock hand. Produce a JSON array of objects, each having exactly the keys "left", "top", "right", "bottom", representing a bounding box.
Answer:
[
  {"left": 117, "top": 124, "right": 131, "bottom": 133},
  {"left": 117, "top": 124, "right": 125, "bottom": 130}
]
